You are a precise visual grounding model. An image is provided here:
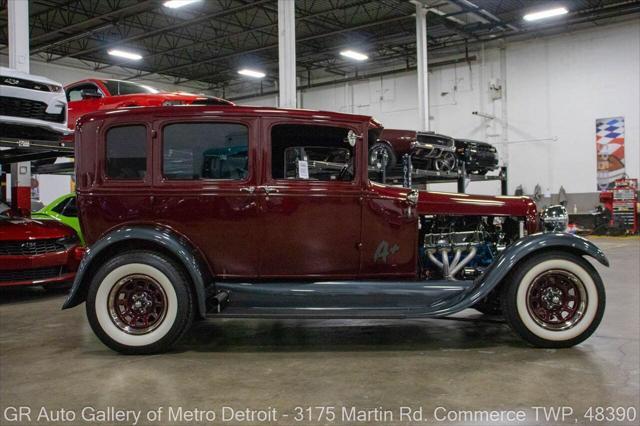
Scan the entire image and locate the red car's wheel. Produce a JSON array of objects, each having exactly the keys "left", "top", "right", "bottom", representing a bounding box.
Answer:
[
  {"left": 86, "top": 250, "right": 194, "bottom": 354},
  {"left": 368, "top": 142, "right": 396, "bottom": 170},
  {"left": 502, "top": 251, "right": 605, "bottom": 348}
]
